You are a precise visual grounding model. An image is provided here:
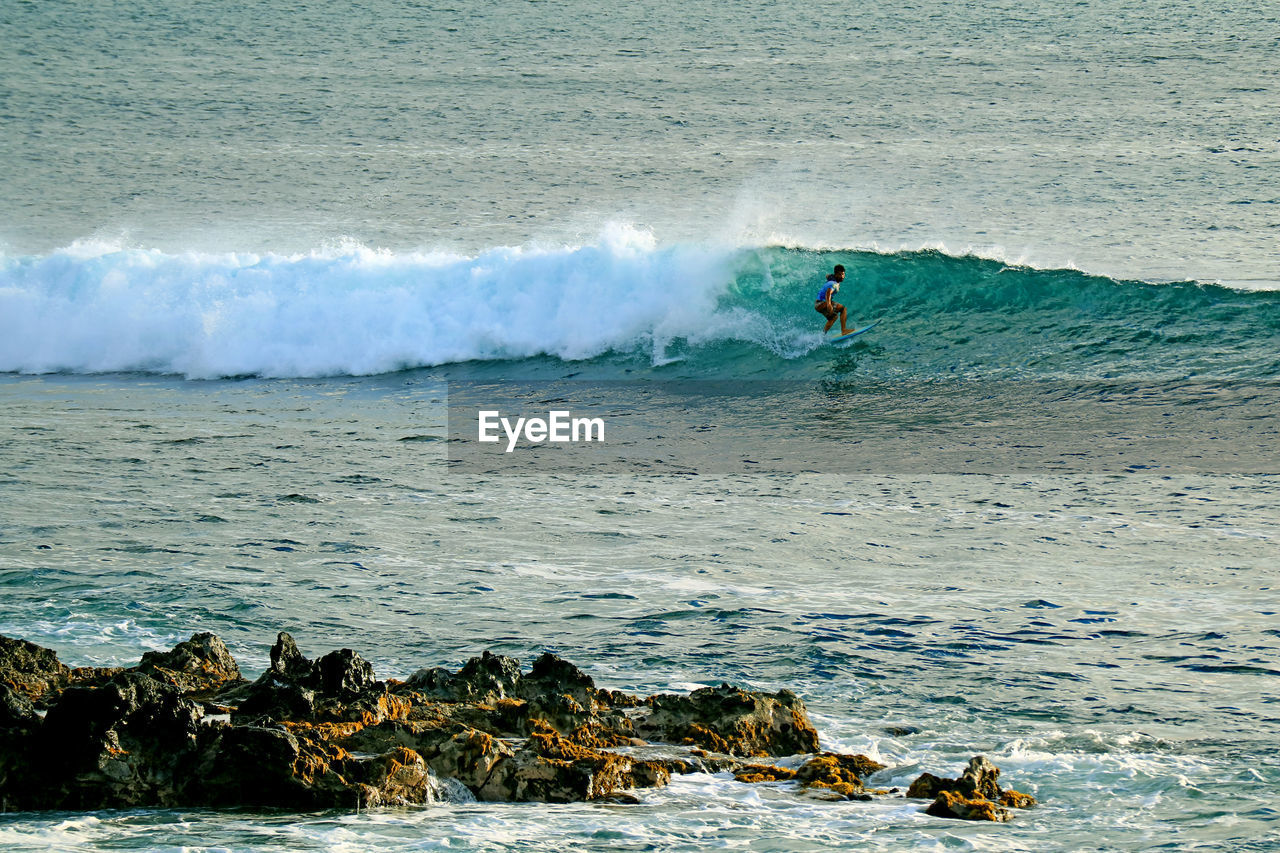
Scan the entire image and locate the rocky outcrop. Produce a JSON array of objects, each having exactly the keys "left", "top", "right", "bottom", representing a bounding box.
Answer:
[
  {"left": 0, "top": 631, "right": 1039, "bottom": 820},
  {"left": 0, "top": 635, "right": 71, "bottom": 704},
  {"left": 637, "top": 684, "right": 820, "bottom": 757},
  {"left": 733, "top": 751, "right": 888, "bottom": 800},
  {"left": 908, "top": 755, "right": 1037, "bottom": 821},
  {"left": 137, "top": 632, "right": 244, "bottom": 697}
]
